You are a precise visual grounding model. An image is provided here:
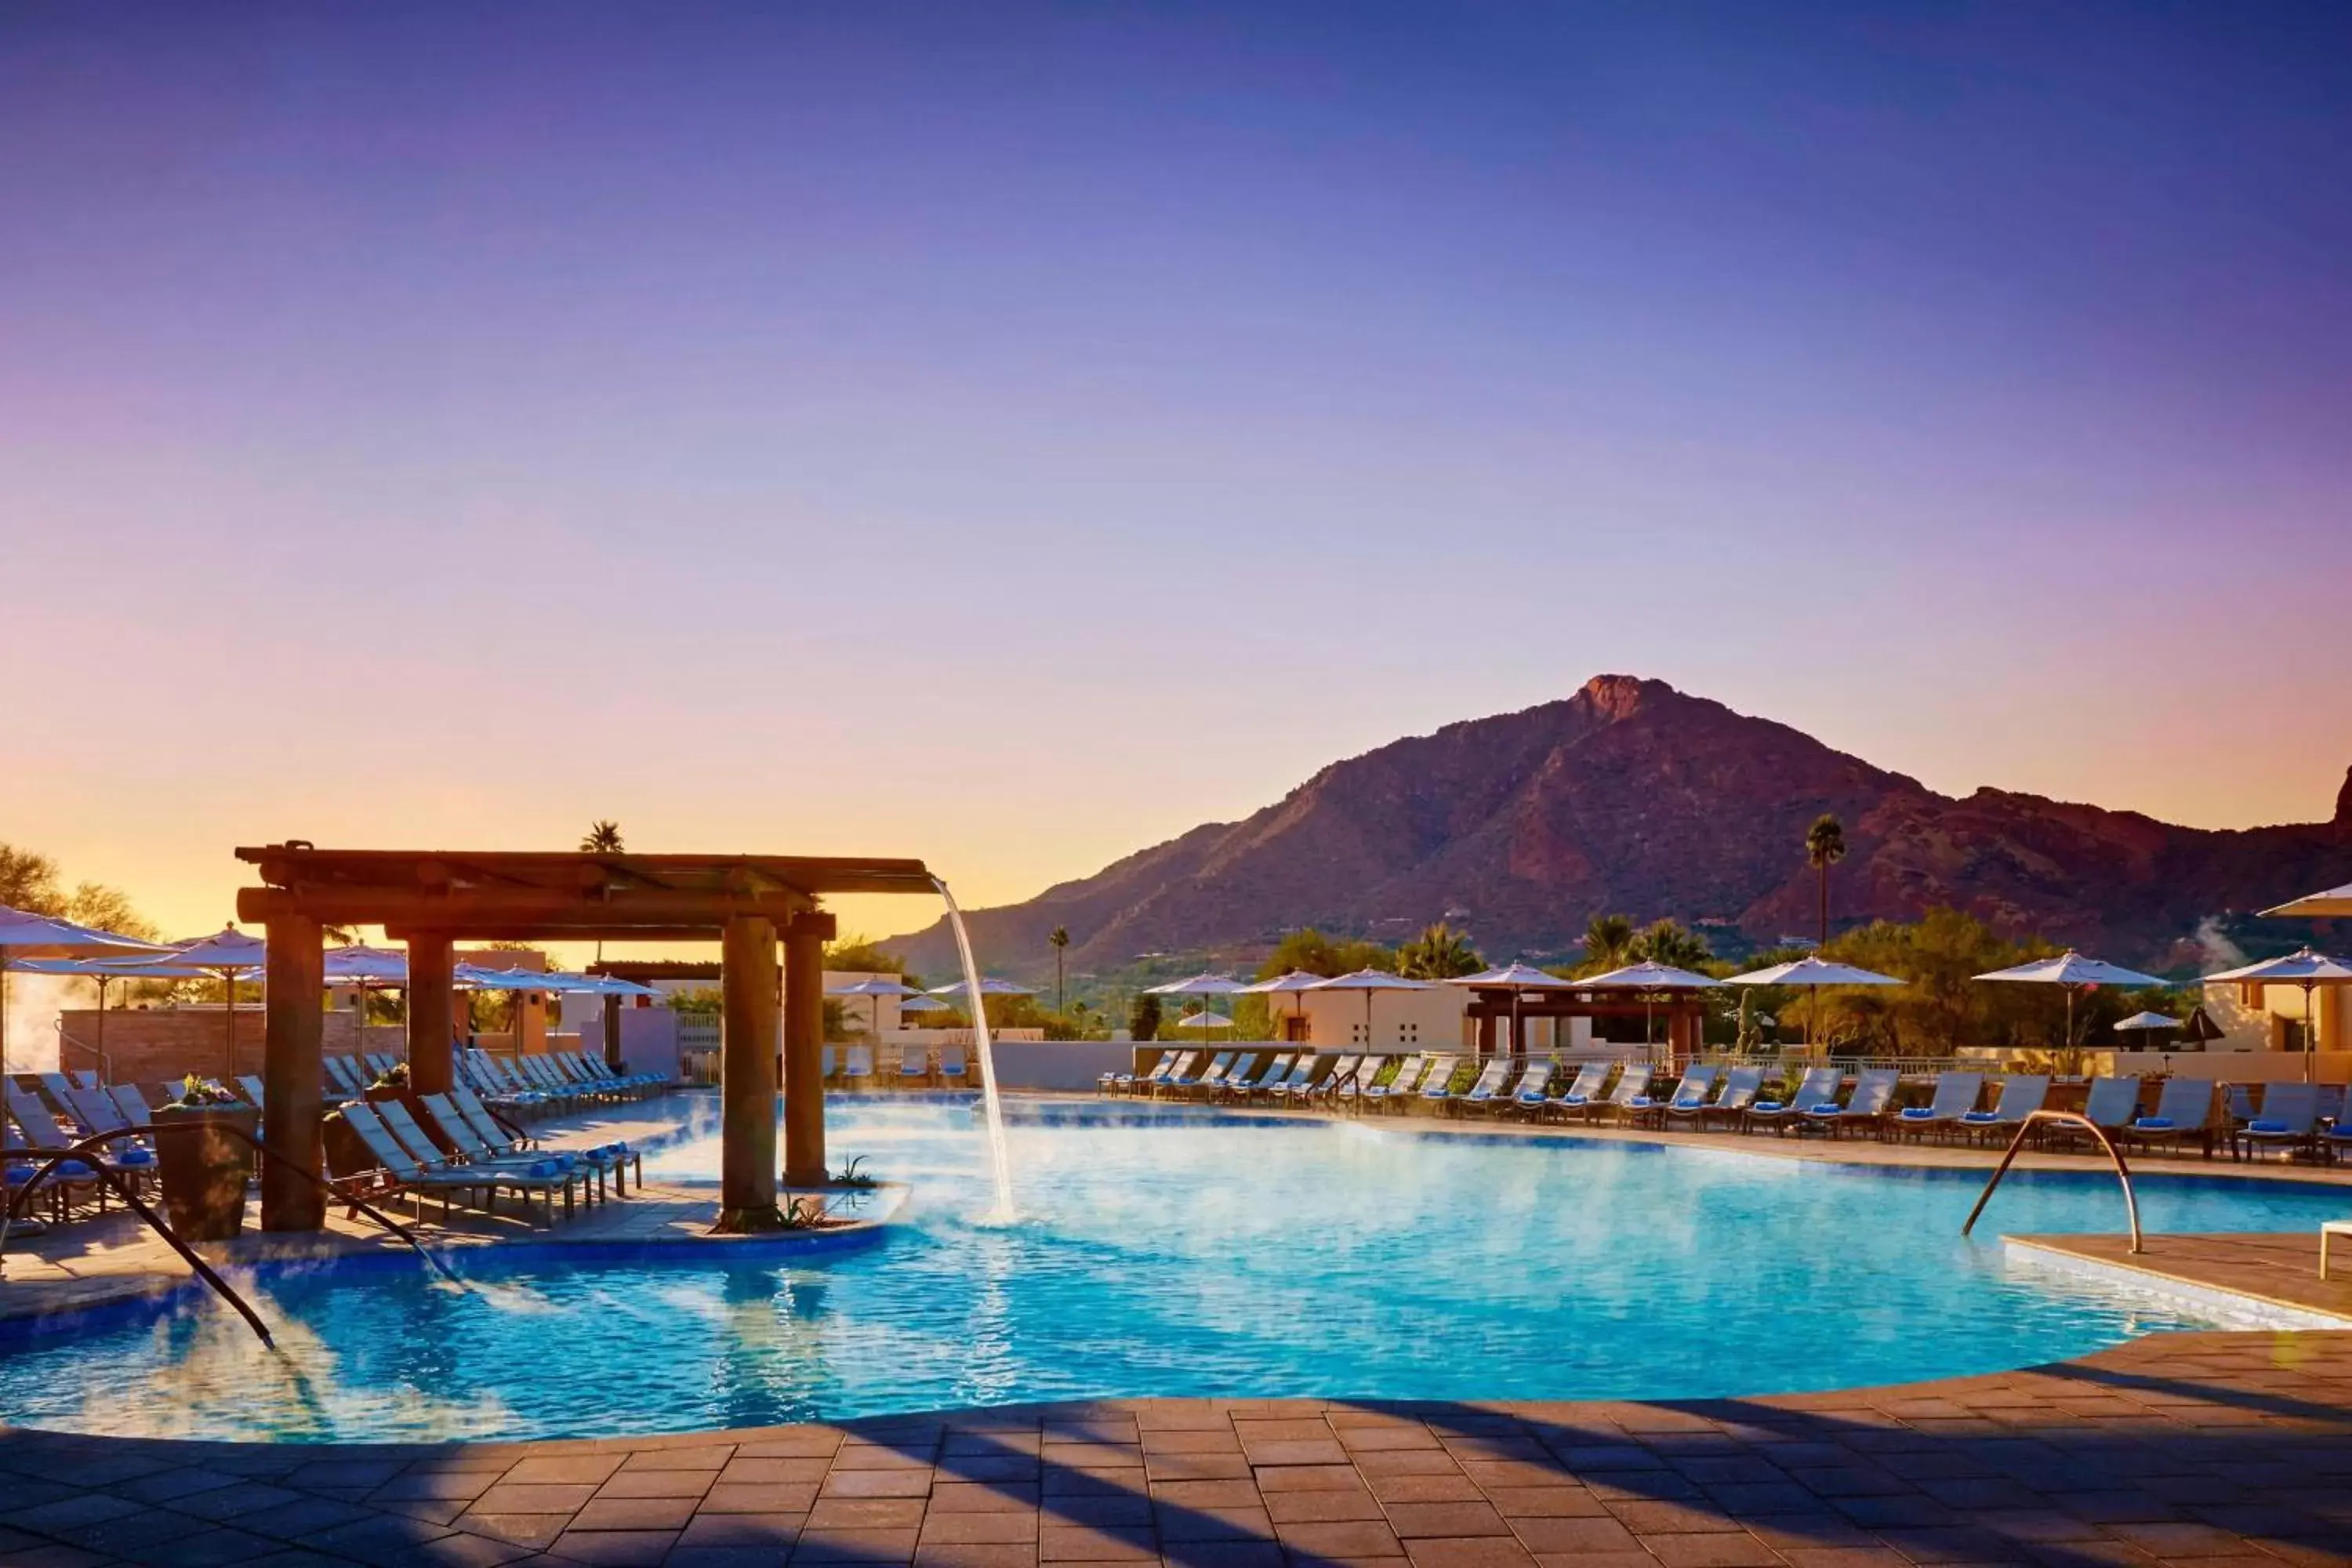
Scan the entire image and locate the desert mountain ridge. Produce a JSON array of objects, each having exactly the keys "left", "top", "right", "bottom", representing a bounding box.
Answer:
[{"left": 885, "top": 676, "right": 2350, "bottom": 979}]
